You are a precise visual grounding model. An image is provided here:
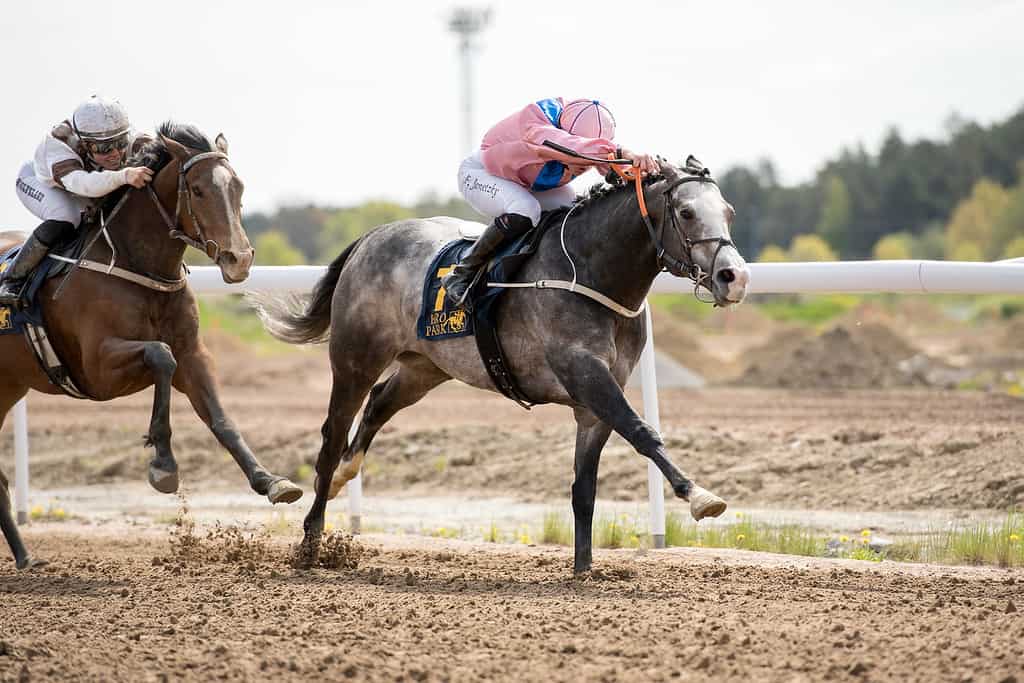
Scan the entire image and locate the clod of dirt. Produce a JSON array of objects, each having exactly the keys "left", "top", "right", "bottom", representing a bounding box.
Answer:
[
  {"left": 833, "top": 428, "right": 883, "bottom": 445},
  {"left": 165, "top": 506, "right": 278, "bottom": 568},
  {"left": 316, "top": 532, "right": 364, "bottom": 571},
  {"left": 1006, "top": 600, "right": 1017, "bottom": 614}
]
